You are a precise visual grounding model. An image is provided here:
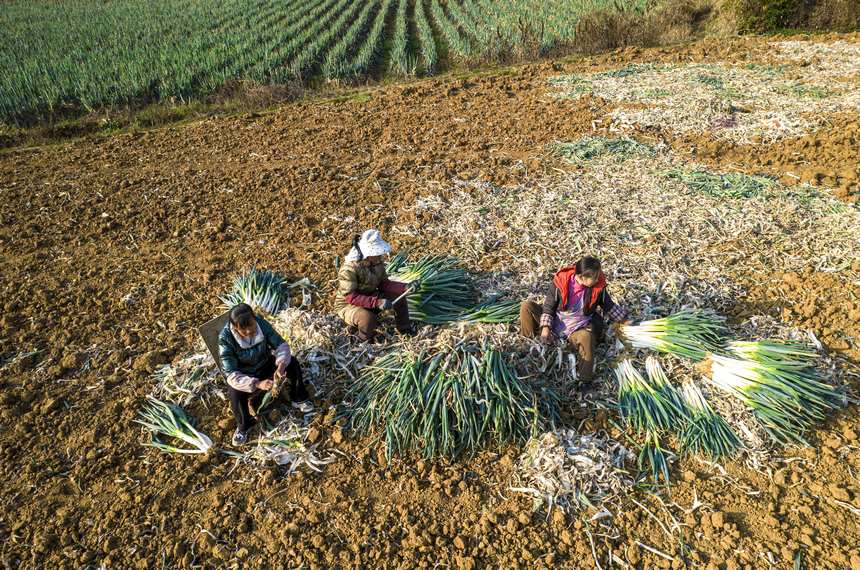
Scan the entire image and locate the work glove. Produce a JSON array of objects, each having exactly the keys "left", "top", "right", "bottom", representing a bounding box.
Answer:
[
  {"left": 376, "top": 297, "right": 393, "bottom": 310},
  {"left": 409, "top": 279, "right": 421, "bottom": 291}
]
